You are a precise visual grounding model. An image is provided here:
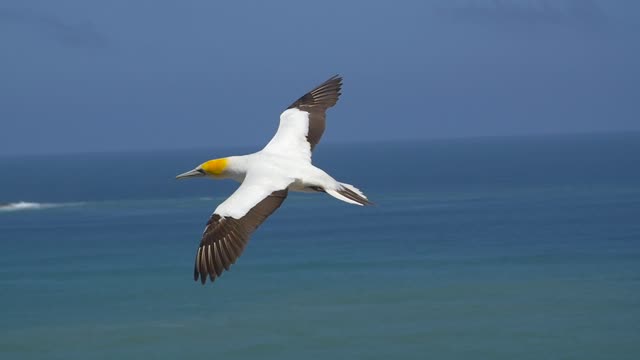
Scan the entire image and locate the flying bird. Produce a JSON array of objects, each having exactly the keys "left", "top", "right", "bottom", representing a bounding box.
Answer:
[{"left": 176, "top": 75, "right": 371, "bottom": 284}]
